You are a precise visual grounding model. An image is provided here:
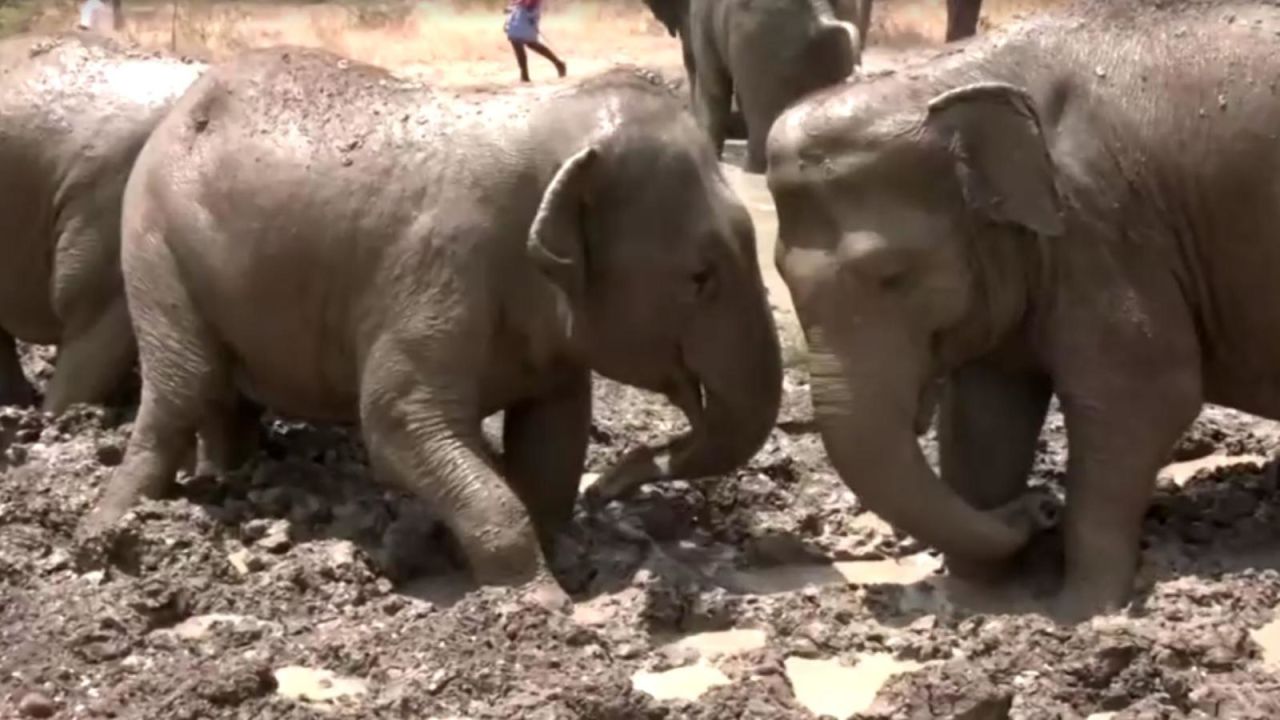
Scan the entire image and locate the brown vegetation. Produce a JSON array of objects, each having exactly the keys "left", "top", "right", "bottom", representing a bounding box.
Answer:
[{"left": 11, "top": 0, "right": 1066, "bottom": 84}]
